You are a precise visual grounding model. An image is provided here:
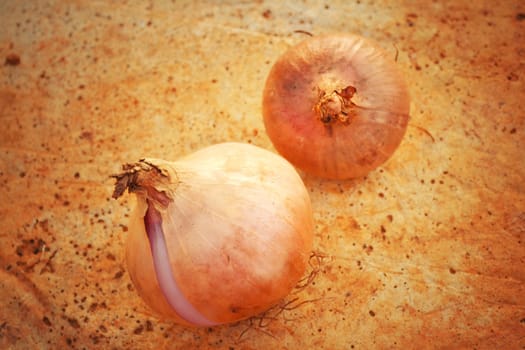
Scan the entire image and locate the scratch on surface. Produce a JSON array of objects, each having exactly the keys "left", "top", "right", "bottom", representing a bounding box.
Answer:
[
  {"left": 0, "top": 145, "right": 61, "bottom": 158},
  {"left": 202, "top": 22, "right": 275, "bottom": 39}
]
